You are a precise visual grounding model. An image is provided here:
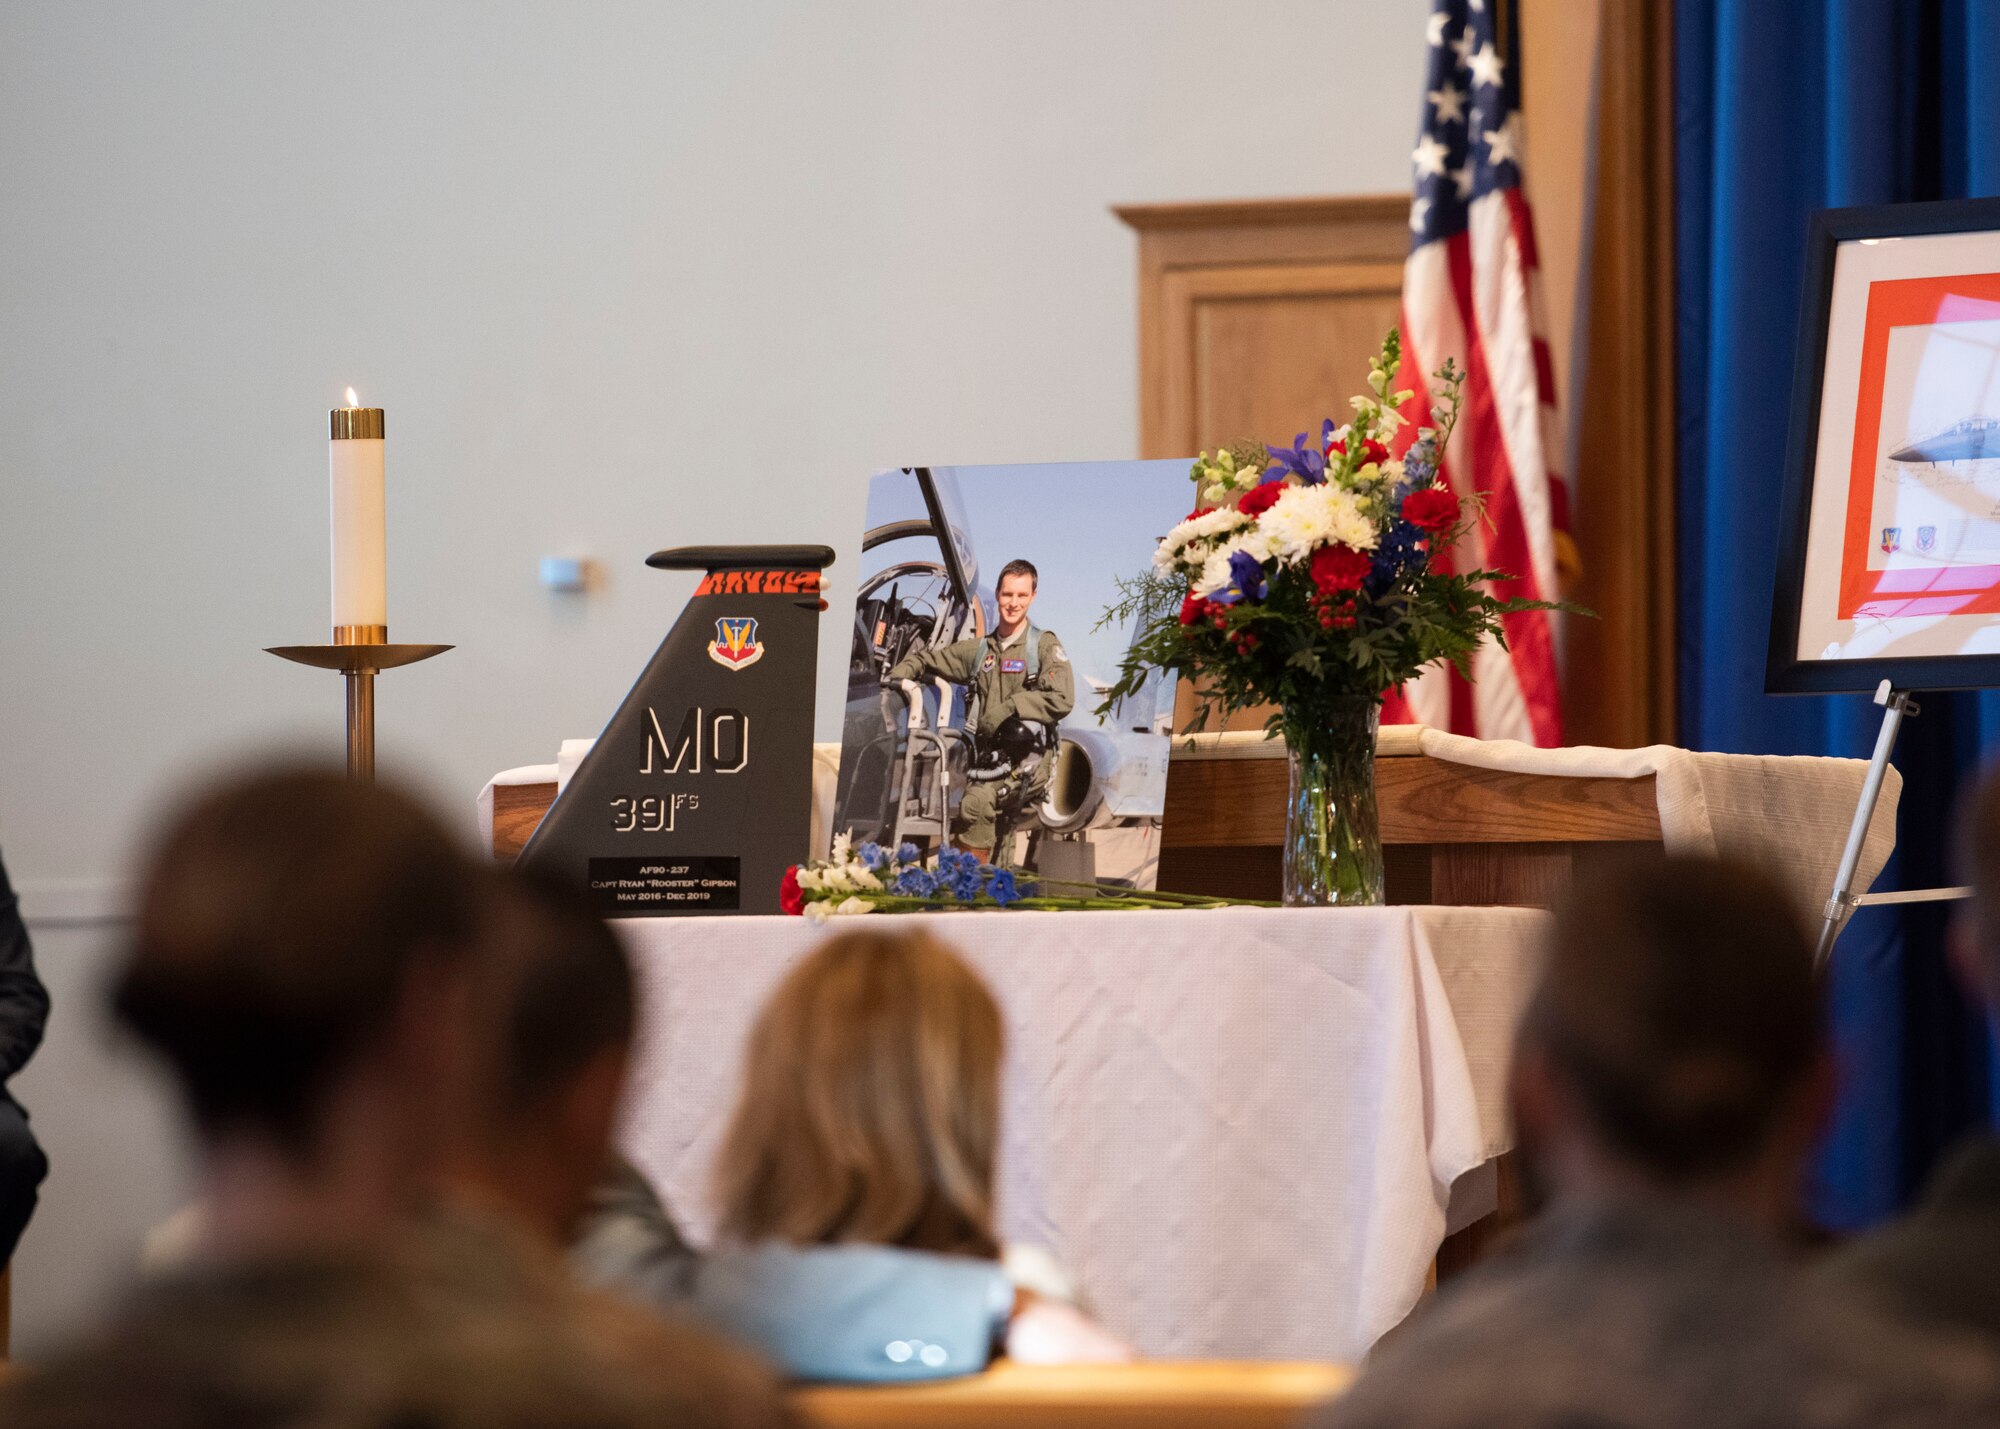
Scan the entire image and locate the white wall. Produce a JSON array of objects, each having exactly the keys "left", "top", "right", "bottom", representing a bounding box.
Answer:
[{"left": 0, "top": 0, "right": 1427, "bottom": 1351}]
